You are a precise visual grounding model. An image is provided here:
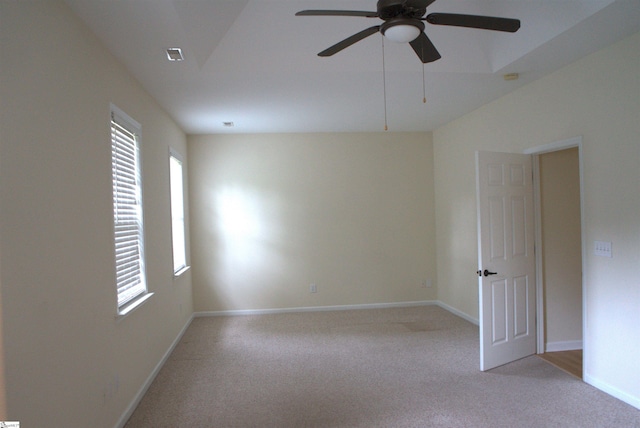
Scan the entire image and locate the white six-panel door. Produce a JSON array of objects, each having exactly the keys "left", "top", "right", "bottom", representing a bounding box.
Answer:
[{"left": 476, "top": 151, "right": 536, "bottom": 371}]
